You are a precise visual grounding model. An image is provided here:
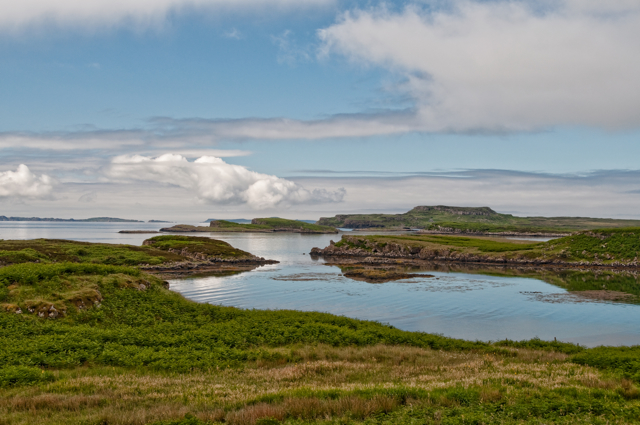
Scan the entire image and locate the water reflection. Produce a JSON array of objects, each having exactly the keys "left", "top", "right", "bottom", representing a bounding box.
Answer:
[
  {"left": 2, "top": 222, "right": 640, "bottom": 347},
  {"left": 327, "top": 260, "right": 640, "bottom": 304}
]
